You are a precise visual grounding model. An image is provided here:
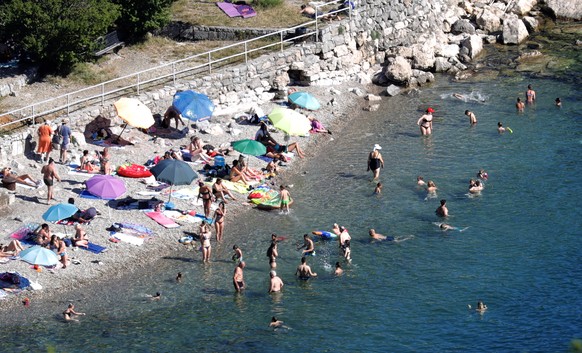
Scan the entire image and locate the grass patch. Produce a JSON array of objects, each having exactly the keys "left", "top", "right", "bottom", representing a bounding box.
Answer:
[
  {"left": 68, "top": 63, "right": 118, "bottom": 85},
  {"left": 172, "top": 0, "right": 305, "bottom": 28}
]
